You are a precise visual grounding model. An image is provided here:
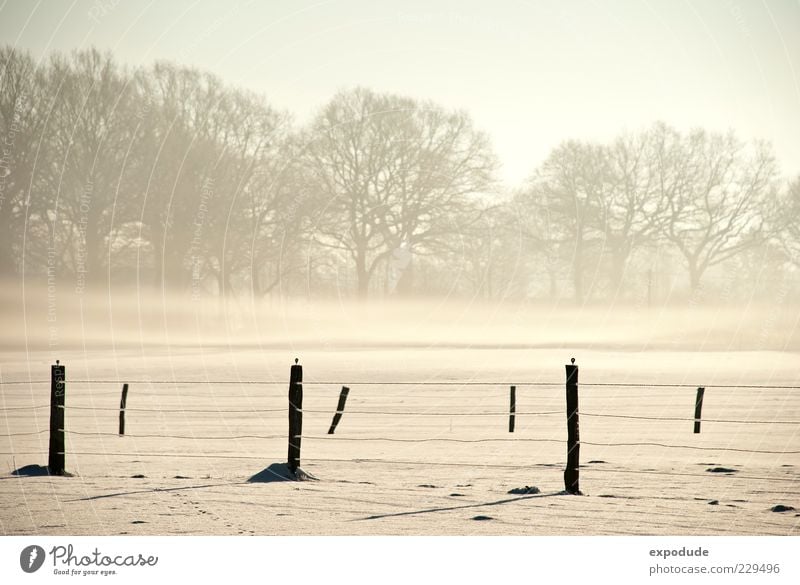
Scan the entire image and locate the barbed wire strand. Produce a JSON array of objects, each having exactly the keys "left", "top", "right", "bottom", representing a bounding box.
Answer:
[
  {"left": 0, "top": 430, "right": 49, "bottom": 438},
  {"left": 580, "top": 413, "right": 799, "bottom": 425},
  {"left": 2, "top": 404, "right": 797, "bottom": 427},
  {"left": 50, "top": 451, "right": 271, "bottom": 460},
  {"left": 2, "top": 379, "right": 799, "bottom": 389},
  {"left": 61, "top": 430, "right": 284, "bottom": 440},
  {"left": 300, "top": 435, "right": 800, "bottom": 454},
  {"left": 60, "top": 406, "right": 285, "bottom": 413}
]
